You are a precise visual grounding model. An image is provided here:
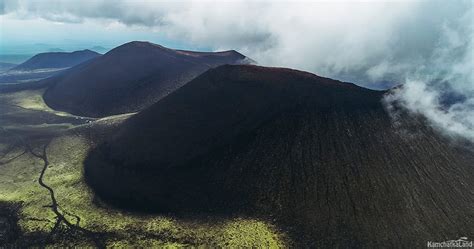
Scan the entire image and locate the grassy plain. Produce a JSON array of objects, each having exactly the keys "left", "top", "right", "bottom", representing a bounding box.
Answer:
[{"left": 0, "top": 89, "right": 287, "bottom": 247}]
